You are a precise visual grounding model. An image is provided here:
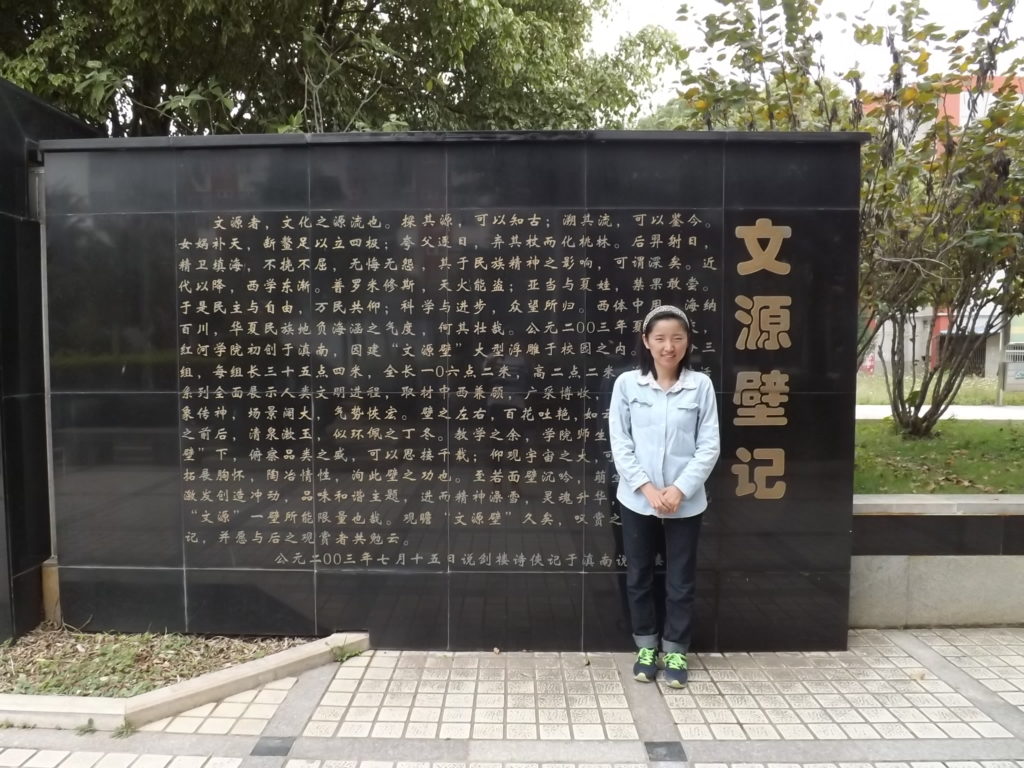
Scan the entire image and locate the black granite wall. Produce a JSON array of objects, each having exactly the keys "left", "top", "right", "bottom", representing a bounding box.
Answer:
[
  {"left": 41, "top": 131, "right": 864, "bottom": 651},
  {"left": 0, "top": 80, "right": 97, "bottom": 642}
]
